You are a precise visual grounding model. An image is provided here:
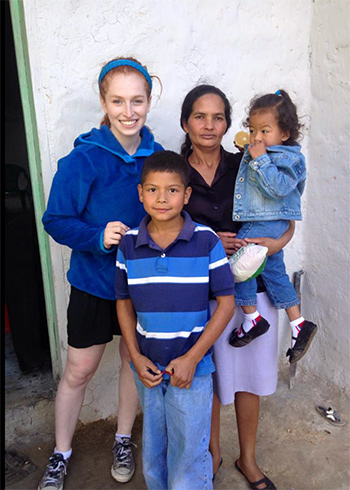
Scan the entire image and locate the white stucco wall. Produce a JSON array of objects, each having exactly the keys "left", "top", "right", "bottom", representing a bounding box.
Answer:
[
  {"left": 22, "top": 0, "right": 349, "bottom": 422},
  {"left": 300, "top": 0, "right": 350, "bottom": 389}
]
